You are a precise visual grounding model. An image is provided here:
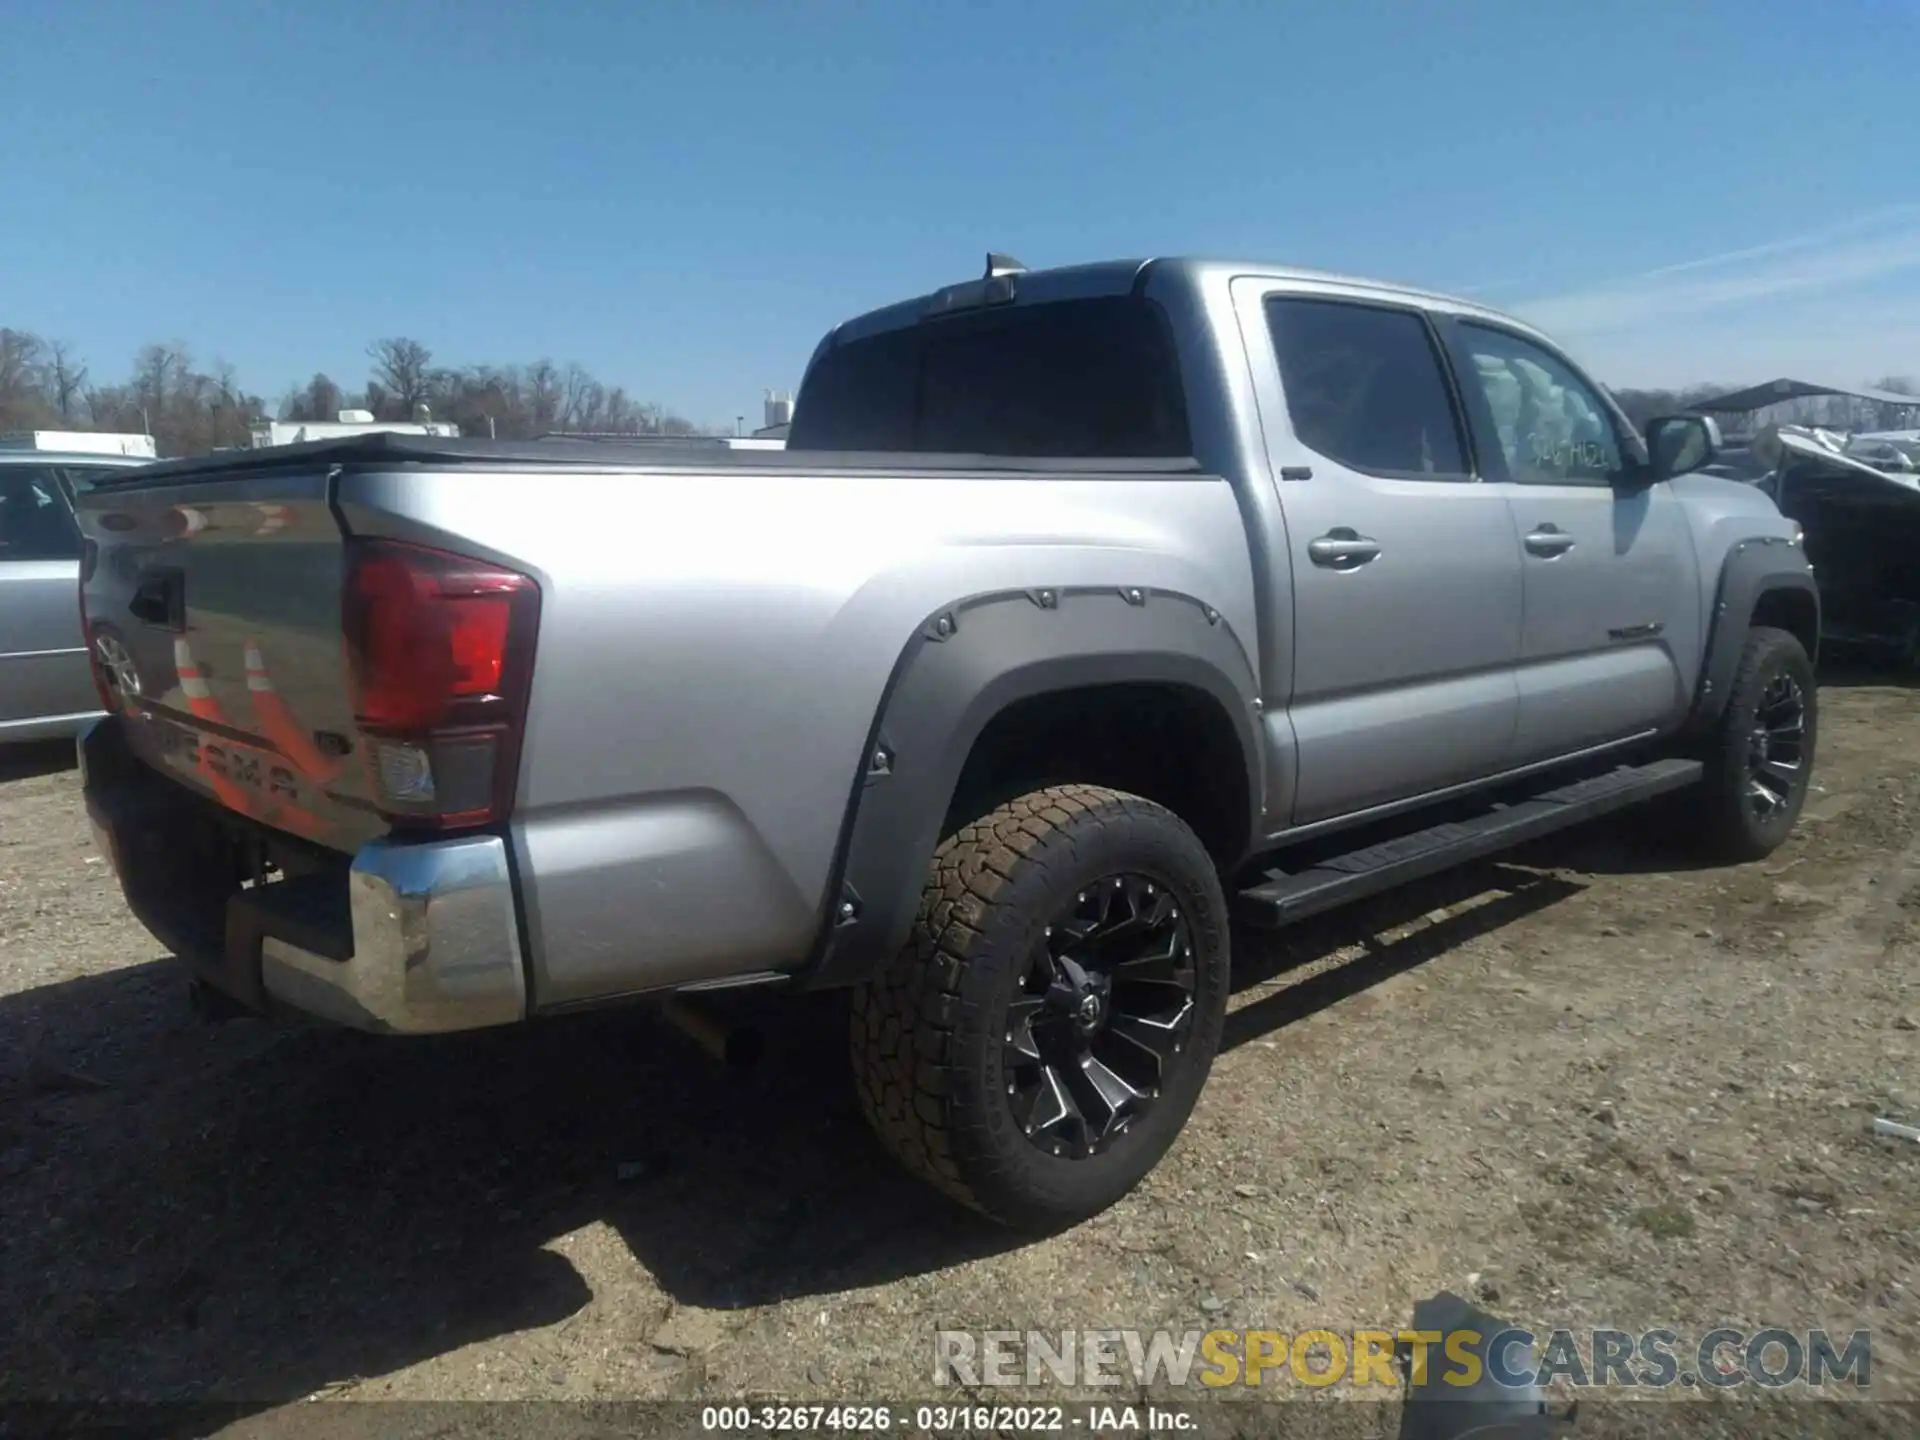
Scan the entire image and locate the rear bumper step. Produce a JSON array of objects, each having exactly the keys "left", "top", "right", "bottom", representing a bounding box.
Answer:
[
  {"left": 1235, "top": 758, "right": 1704, "bottom": 928},
  {"left": 80, "top": 716, "right": 527, "bottom": 1034}
]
